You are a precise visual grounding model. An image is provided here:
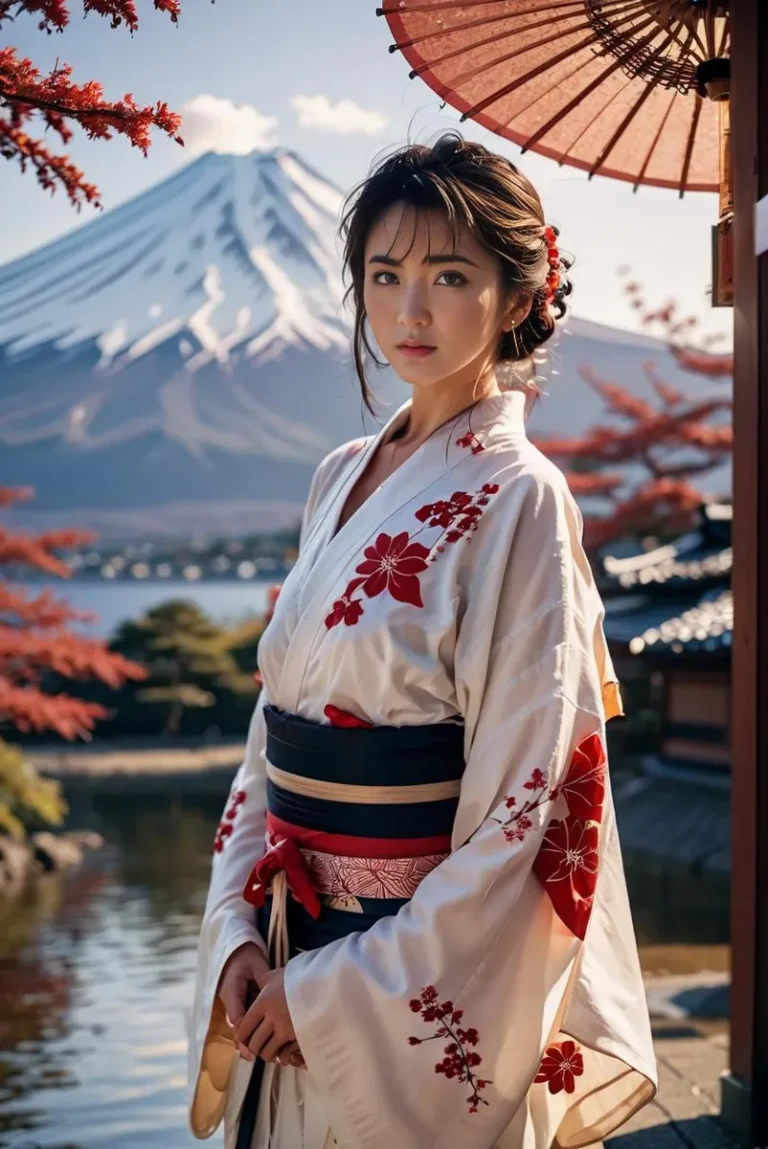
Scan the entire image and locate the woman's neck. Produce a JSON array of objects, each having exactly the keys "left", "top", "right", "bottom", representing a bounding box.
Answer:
[{"left": 397, "top": 368, "right": 502, "bottom": 447}]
